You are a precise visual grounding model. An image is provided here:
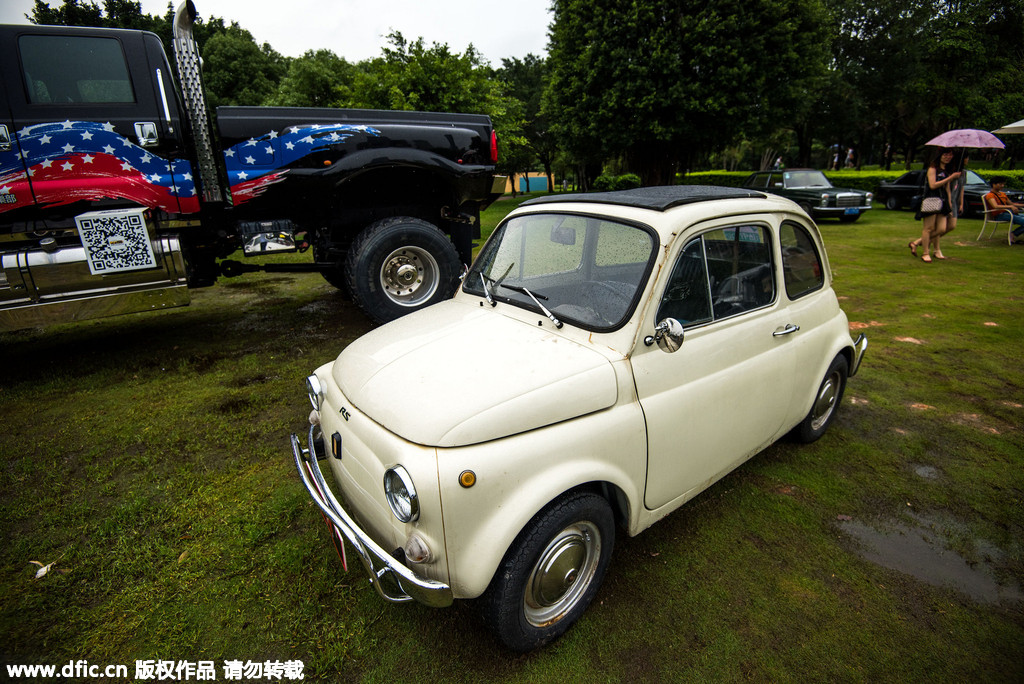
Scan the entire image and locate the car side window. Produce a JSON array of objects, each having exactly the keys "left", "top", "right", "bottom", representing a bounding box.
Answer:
[
  {"left": 19, "top": 35, "right": 135, "bottom": 104},
  {"left": 655, "top": 238, "right": 712, "bottom": 327},
  {"left": 657, "top": 224, "right": 775, "bottom": 327},
  {"left": 780, "top": 221, "right": 824, "bottom": 299}
]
